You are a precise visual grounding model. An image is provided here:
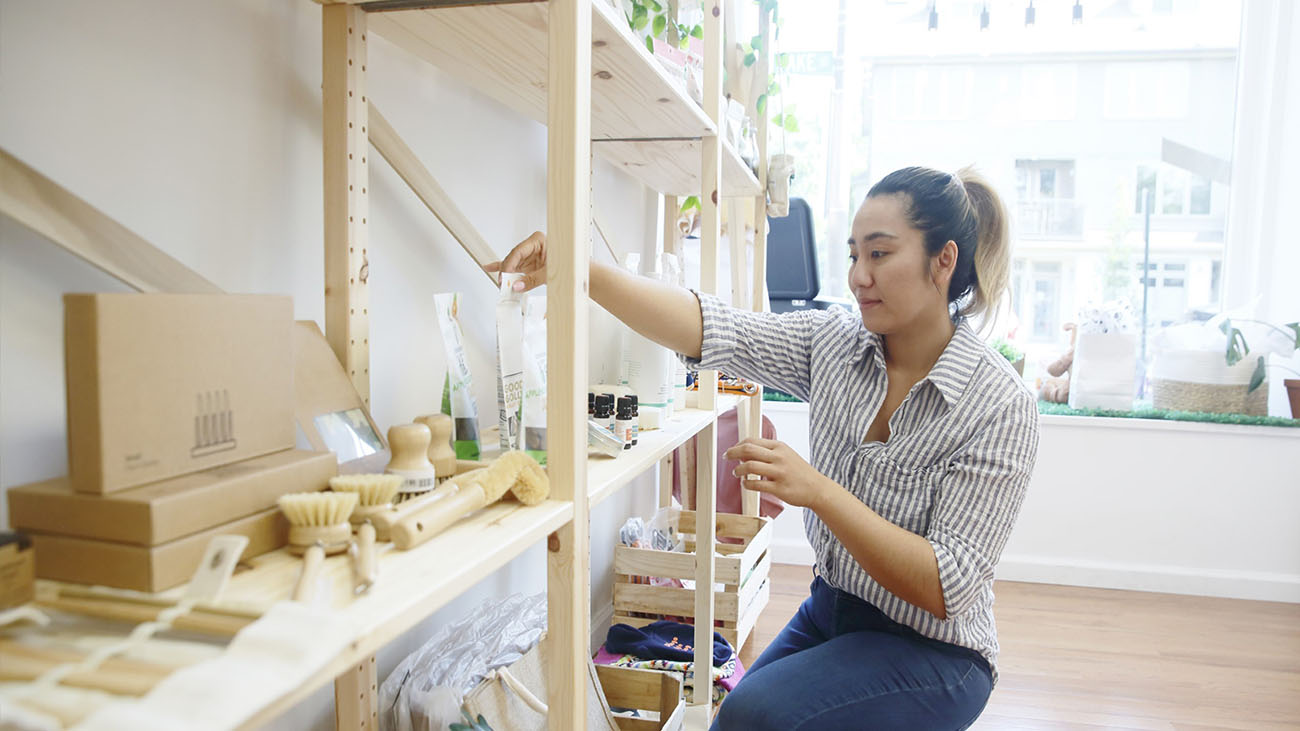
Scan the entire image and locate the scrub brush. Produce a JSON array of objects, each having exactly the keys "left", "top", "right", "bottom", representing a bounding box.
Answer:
[
  {"left": 329, "top": 474, "right": 403, "bottom": 533},
  {"left": 392, "top": 451, "right": 549, "bottom": 550},
  {"left": 278, "top": 491, "right": 358, "bottom": 602},
  {"left": 327, "top": 474, "right": 400, "bottom": 593}
]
